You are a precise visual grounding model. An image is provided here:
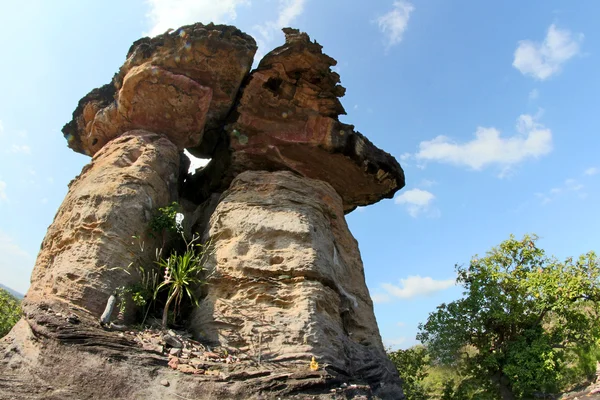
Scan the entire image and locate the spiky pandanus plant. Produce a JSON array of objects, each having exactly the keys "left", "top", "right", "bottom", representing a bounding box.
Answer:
[{"left": 156, "top": 235, "right": 212, "bottom": 329}]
